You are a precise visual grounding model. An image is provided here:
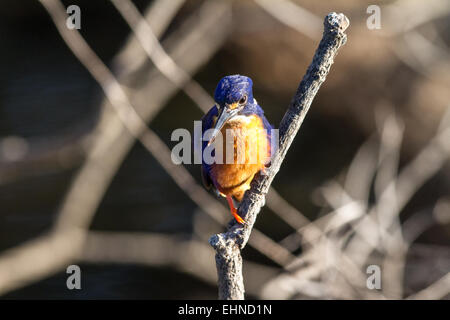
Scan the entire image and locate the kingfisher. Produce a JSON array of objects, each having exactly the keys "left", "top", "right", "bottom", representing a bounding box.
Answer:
[{"left": 201, "top": 75, "right": 274, "bottom": 224}]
